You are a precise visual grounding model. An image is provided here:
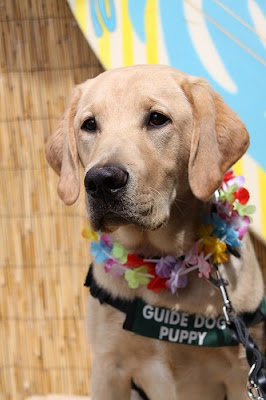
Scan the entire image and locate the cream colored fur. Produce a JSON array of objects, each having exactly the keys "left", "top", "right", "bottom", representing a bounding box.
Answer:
[{"left": 46, "top": 65, "right": 264, "bottom": 400}]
